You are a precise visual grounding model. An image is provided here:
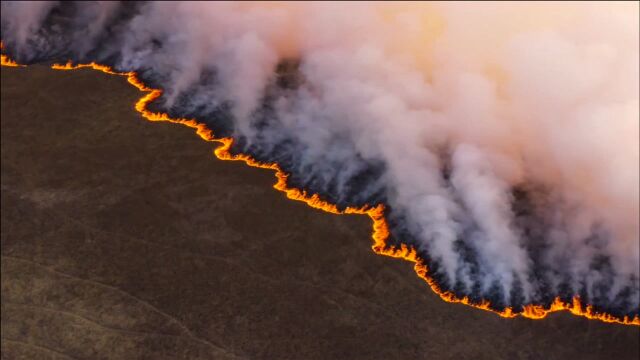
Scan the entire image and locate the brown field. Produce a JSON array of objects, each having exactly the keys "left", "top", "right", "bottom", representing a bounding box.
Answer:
[{"left": 1, "top": 65, "right": 638, "bottom": 359}]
